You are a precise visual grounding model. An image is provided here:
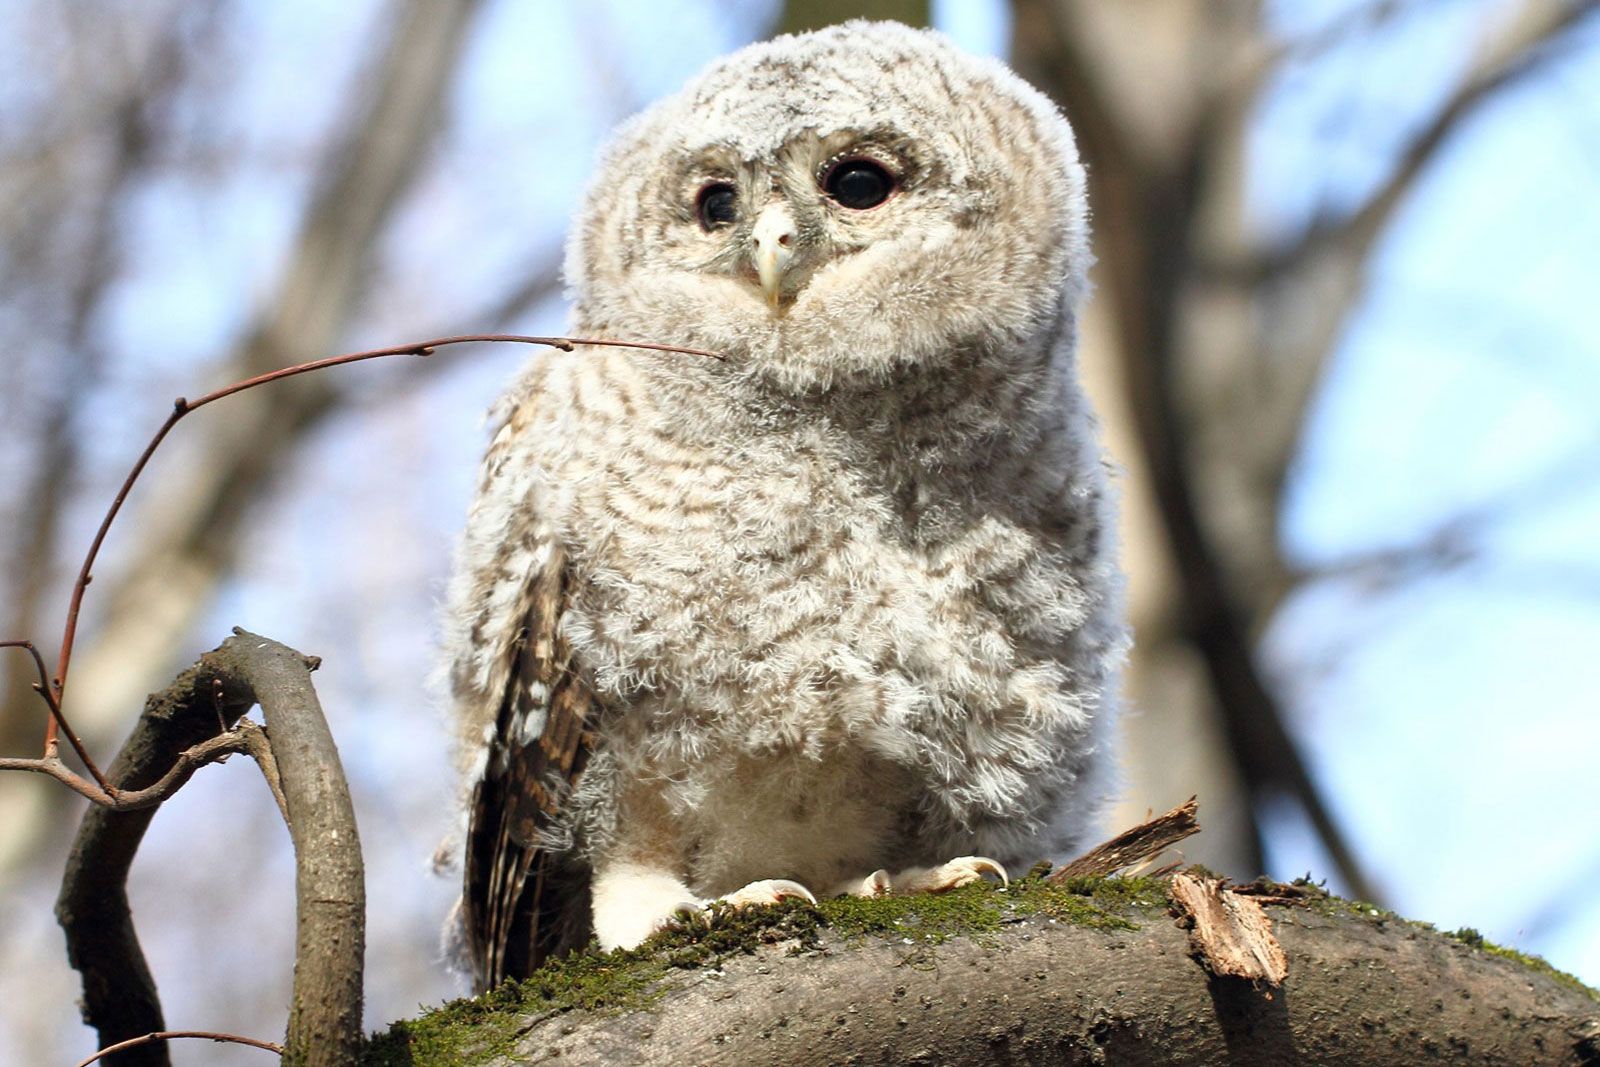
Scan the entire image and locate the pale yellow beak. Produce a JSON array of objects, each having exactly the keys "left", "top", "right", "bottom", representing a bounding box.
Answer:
[{"left": 751, "top": 203, "right": 796, "bottom": 309}]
